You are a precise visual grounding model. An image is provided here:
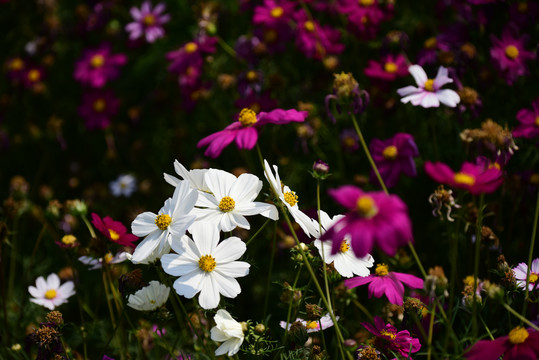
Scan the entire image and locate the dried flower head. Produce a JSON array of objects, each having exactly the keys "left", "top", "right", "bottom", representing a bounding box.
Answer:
[
  {"left": 425, "top": 266, "right": 449, "bottom": 297},
  {"left": 32, "top": 326, "right": 59, "bottom": 346},
  {"left": 305, "top": 303, "right": 323, "bottom": 321},
  {"left": 460, "top": 119, "right": 518, "bottom": 160},
  {"left": 457, "top": 87, "right": 479, "bottom": 106},
  {"left": 357, "top": 345, "right": 382, "bottom": 360},
  {"left": 45, "top": 311, "right": 64, "bottom": 326},
  {"left": 481, "top": 226, "right": 499, "bottom": 248},
  {"left": 428, "top": 185, "right": 461, "bottom": 222}
]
